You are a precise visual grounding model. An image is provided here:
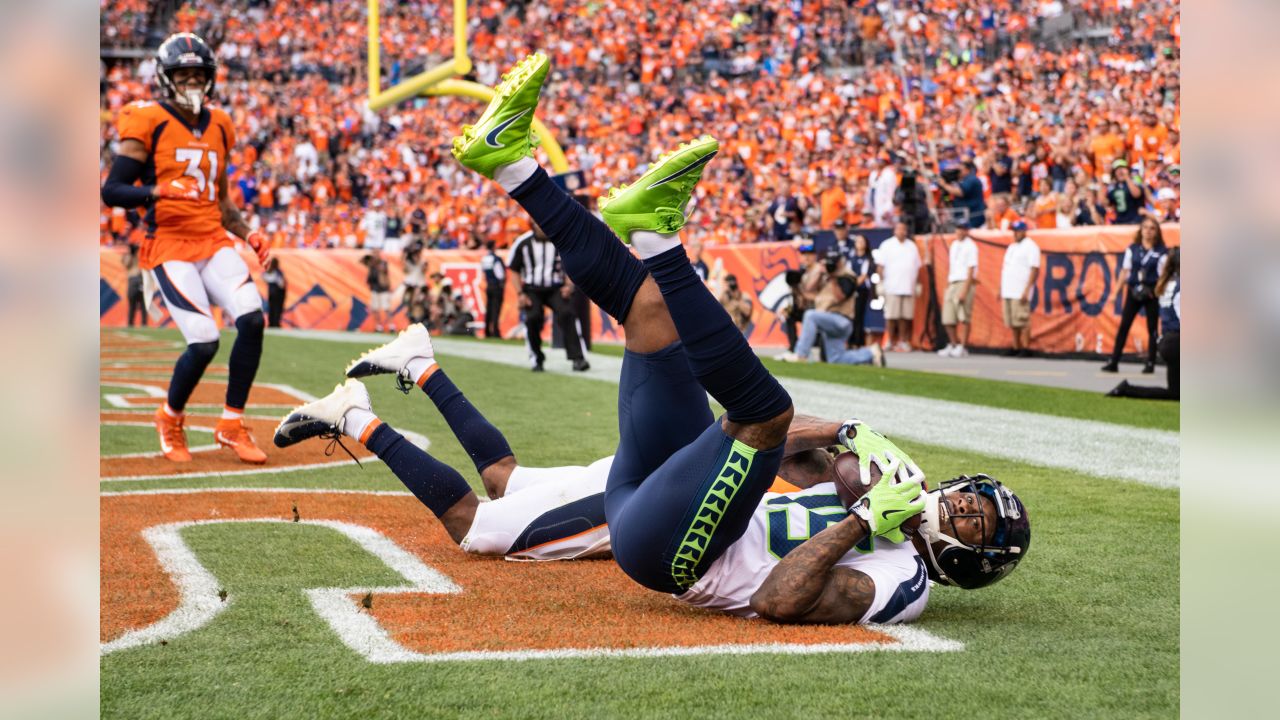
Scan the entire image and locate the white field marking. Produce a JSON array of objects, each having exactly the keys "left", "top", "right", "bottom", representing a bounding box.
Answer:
[
  {"left": 100, "top": 502, "right": 960, "bottom": 661},
  {"left": 380, "top": 334, "right": 1179, "bottom": 489},
  {"left": 101, "top": 422, "right": 218, "bottom": 459},
  {"left": 101, "top": 487, "right": 414, "bottom": 497},
  {"left": 100, "top": 428, "right": 430, "bottom": 482},
  {"left": 101, "top": 382, "right": 316, "bottom": 409},
  {"left": 100, "top": 518, "right": 462, "bottom": 656}
]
